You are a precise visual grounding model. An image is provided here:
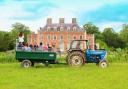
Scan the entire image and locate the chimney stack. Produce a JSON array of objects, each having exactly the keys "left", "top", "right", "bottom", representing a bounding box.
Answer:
[
  {"left": 47, "top": 18, "right": 52, "bottom": 25},
  {"left": 59, "top": 18, "right": 64, "bottom": 24},
  {"left": 72, "top": 18, "right": 77, "bottom": 24}
]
